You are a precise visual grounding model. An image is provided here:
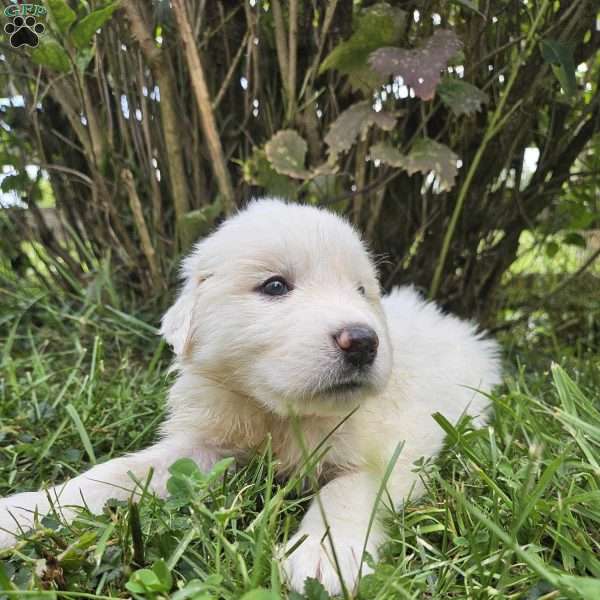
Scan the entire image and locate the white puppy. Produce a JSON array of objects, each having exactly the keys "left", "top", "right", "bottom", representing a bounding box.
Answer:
[{"left": 0, "top": 199, "right": 500, "bottom": 594}]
